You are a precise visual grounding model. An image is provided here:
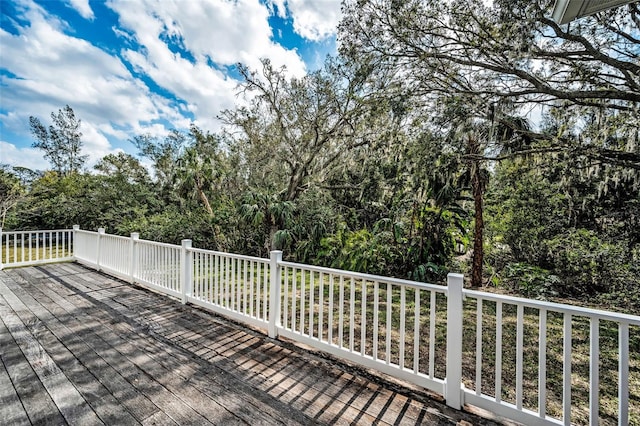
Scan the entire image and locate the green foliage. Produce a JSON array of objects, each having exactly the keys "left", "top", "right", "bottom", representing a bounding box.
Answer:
[
  {"left": 12, "top": 170, "right": 159, "bottom": 233},
  {"left": 500, "top": 263, "right": 560, "bottom": 299},
  {"left": 314, "top": 204, "right": 461, "bottom": 282},
  {"left": 94, "top": 152, "right": 151, "bottom": 184},
  {"left": 490, "top": 231, "right": 638, "bottom": 306},
  {"left": 238, "top": 191, "right": 295, "bottom": 254},
  {"left": 0, "top": 167, "right": 26, "bottom": 228},
  {"left": 118, "top": 208, "right": 217, "bottom": 248},
  {"left": 316, "top": 225, "right": 402, "bottom": 276},
  {"left": 289, "top": 189, "right": 337, "bottom": 262},
  {"left": 486, "top": 151, "right": 640, "bottom": 306},
  {"left": 542, "top": 230, "right": 632, "bottom": 298}
]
